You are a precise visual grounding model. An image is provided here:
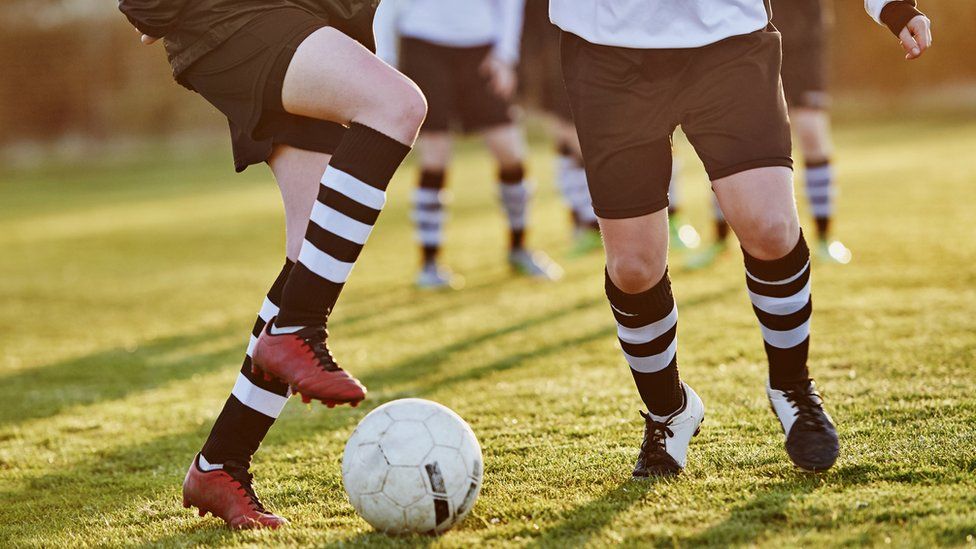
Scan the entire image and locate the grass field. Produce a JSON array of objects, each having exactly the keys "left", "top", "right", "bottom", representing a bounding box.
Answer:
[{"left": 1, "top": 117, "right": 975, "bottom": 548}]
